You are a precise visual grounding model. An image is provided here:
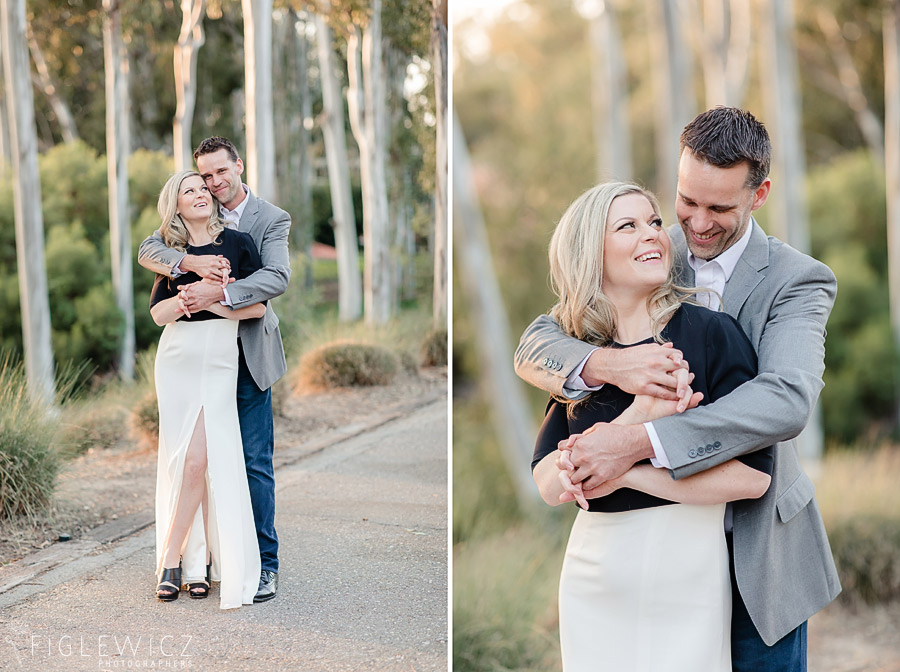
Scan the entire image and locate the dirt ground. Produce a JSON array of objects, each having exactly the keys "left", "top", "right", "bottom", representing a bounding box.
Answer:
[{"left": 0, "top": 368, "right": 447, "bottom": 566}]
